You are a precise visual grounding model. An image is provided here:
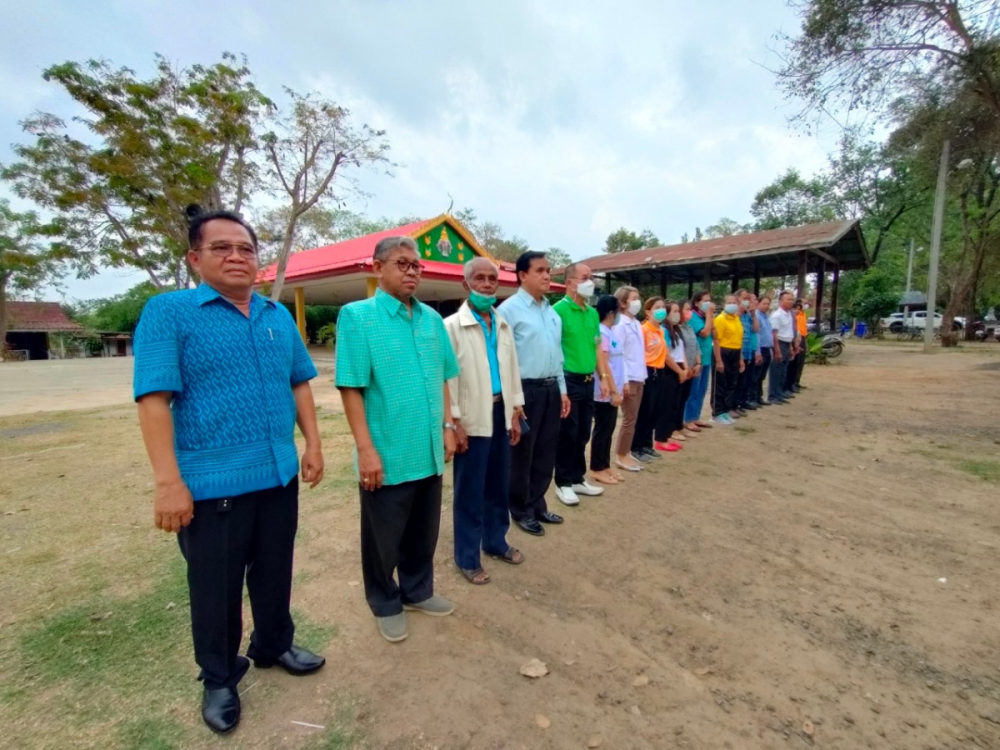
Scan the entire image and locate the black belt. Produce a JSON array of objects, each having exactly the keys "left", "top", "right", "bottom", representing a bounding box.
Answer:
[
  {"left": 565, "top": 372, "right": 594, "bottom": 383},
  {"left": 522, "top": 377, "right": 557, "bottom": 386},
  {"left": 492, "top": 394, "right": 502, "bottom": 402}
]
